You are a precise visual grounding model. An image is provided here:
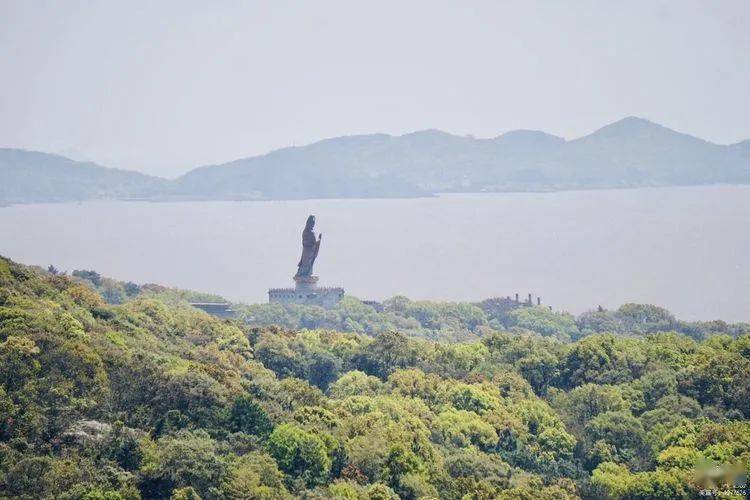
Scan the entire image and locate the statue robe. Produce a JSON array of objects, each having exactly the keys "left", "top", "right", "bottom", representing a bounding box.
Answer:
[{"left": 295, "top": 226, "right": 320, "bottom": 277}]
